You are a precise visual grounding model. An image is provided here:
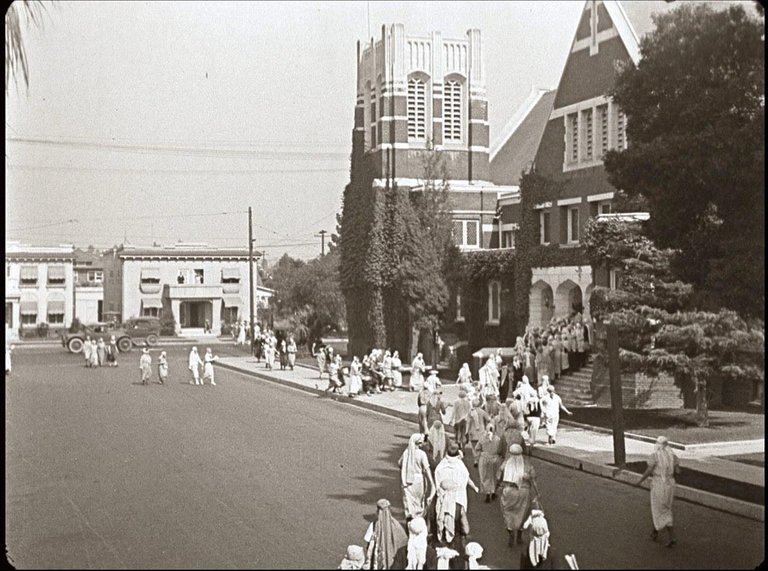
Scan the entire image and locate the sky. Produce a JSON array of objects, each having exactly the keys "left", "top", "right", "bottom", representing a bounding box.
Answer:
[{"left": 5, "top": 1, "right": 751, "bottom": 260}]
